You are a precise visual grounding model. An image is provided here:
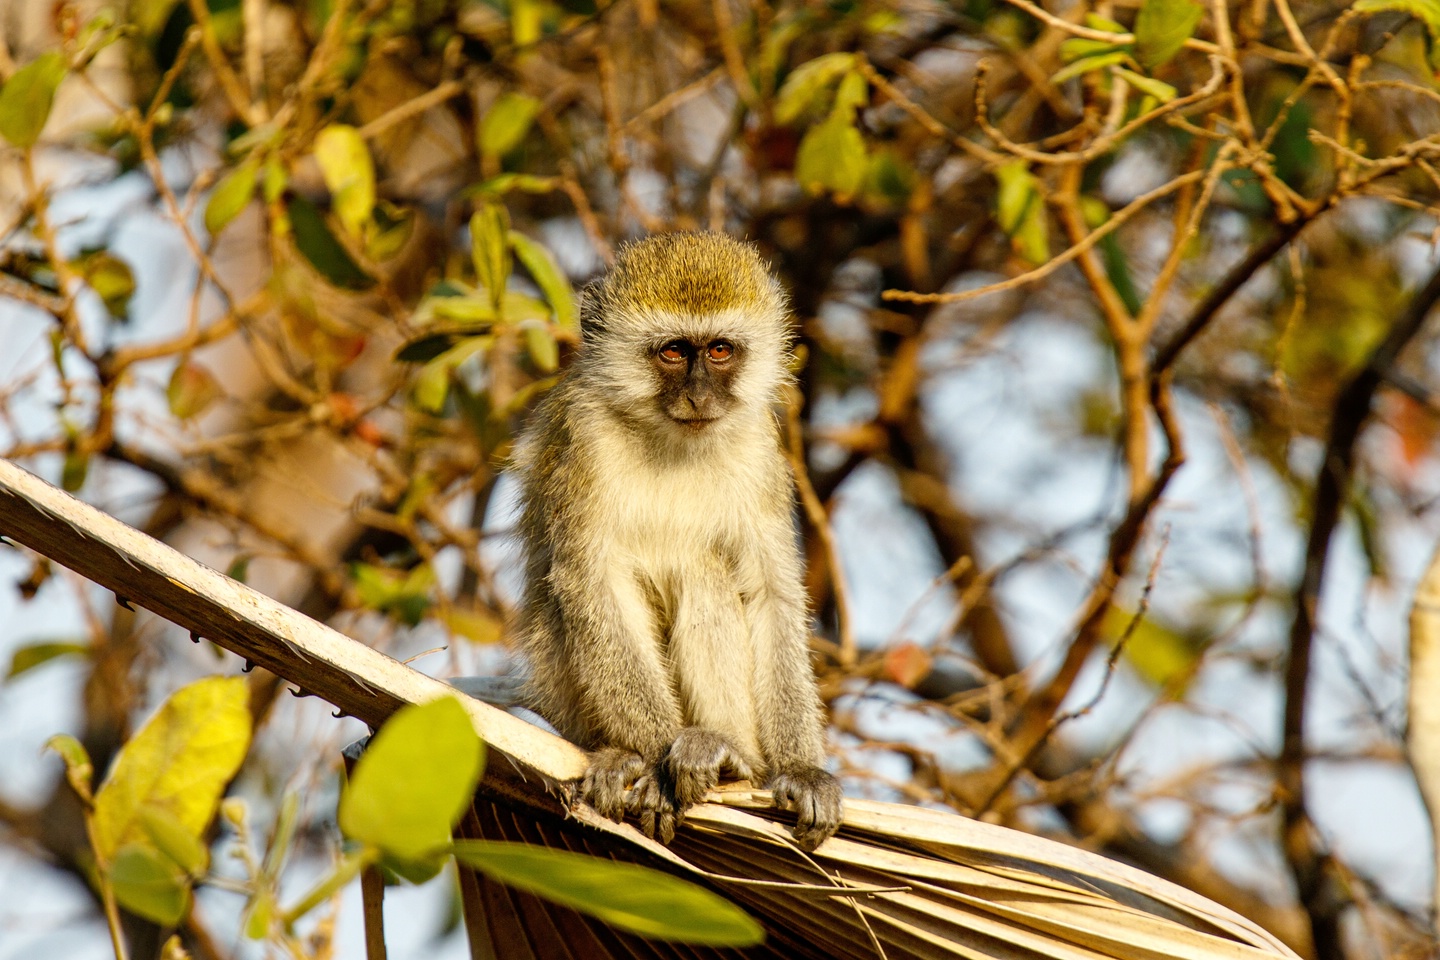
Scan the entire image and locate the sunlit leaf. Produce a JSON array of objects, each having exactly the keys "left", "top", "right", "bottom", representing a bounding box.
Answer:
[
  {"left": 1103, "top": 607, "right": 1204, "bottom": 693},
  {"left": 351, "top": 562, "right": 436, "bottom": 625},
  {"left": 314, "top": 125, "right": 376, "bottom": 239},
  {"left": 91, "top": 677, "right": 252, "bottom": 861},
  {"left": 795, "top": 111, "right": 867, "bottom": 201},
  {"left": 463, "top": 173, "right": 559, "bottom": 197},
  {"left": 831, "top": 69, "right": 868, "bottom": 119},
  {"left": 140, "top": 806, "right": 210, "bottom": 878},
  {"left": 775, "top": 52, "right": 858, "bottom": 125},
  {"left": 339, "top": 698, "right": 484, "bottom": 863},
  {"left": 7, "top": 640, "right": 89, "bottom": 679},
  {"left": 1052, "top": 50, "right": 1129, "bottom": 84},
  {"left": 1356, "top": 0, "right": 1440, "bottom": 67},
  {"left": 61, "top": 446, "right": 88, "bottom": 493},
  {"left": 1134, "top": 0, "right": 1203, "bottom": 68},
  {"left": 994, "top": 161, "right": 1049, "bottom": 264},
  {"left": 279, "top": 848, "right": 375, "bottom": 923},
  {"left": 286, "top": 195, "right": 374, "bottom": 290},
  {"left": 262, "top": 157, "right": 288, "bottom": 204},
  {"left": 111, "top": 843, "right": 190, "bottom": 925},
  {"left": 479, "top": 92, "right": 541, "bottom": 159},
  {"left": 1060, "top": 36, "right": 1131, "bottom": 62},
  {"left": 205, "top": 160, "right": 258, "bottom": 236},
  {"left": 45, "top": 733, "right": 93, "bottom": 803},
  {"left": 0, "top": 53, "right": 66, "bottom": 147},
  {"left": 1084, "top": 12, "right": 1129, "bottom": 32},
  {"left": 442, "top": 607, "right": 504, "bottom": 644},
  {"left": 451, "top": 841, "right": 764, "bottom": 946},
  {"left": 523, "top": 323, "right": 559, "bottom": 372},
  {"left": 167, "top": 361, "right": 222, "bottom": 420},
  {"left": 471, "top": 205, "right": 512, "bottom": 309},
  {"left": 509, "top": 231, "right": 577, "bottom": 329},
  {"left": 1114, "top": 67, "right": 1177, "bottom": 103},
  {"left": 511, "top": 0, "right": 543, "bottom": 45}
]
